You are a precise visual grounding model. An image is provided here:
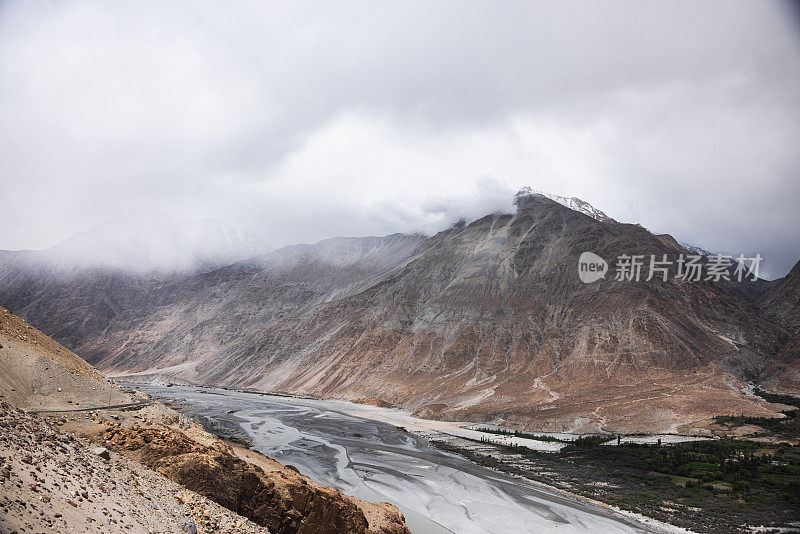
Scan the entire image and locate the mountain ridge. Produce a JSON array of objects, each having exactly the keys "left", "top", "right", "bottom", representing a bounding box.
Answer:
[{"left": 0, "top": 191, "right": 796, "bottom": 433}]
